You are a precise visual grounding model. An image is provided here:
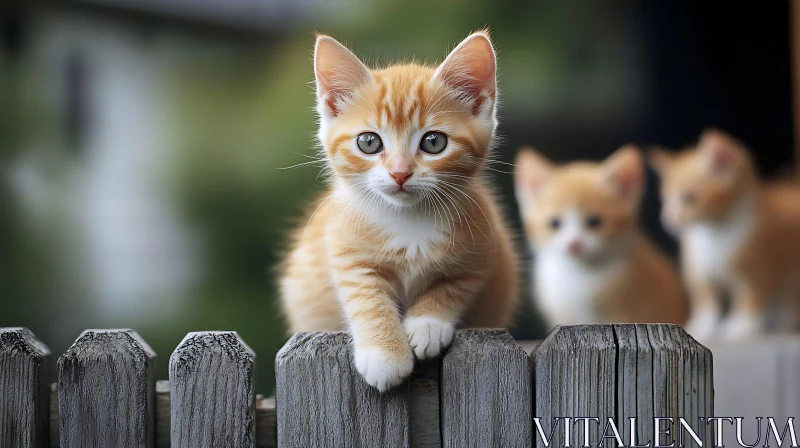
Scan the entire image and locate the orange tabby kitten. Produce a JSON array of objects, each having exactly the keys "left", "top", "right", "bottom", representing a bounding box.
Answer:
[
  {"left": 650, "top": 130, "right": 800, "bottom": 342},
  {"left": 515, "top": 146, "right": 687, "bottom": 328},
  {"left": 280, "top": 32, "right": 519, "bottom": 391}
]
